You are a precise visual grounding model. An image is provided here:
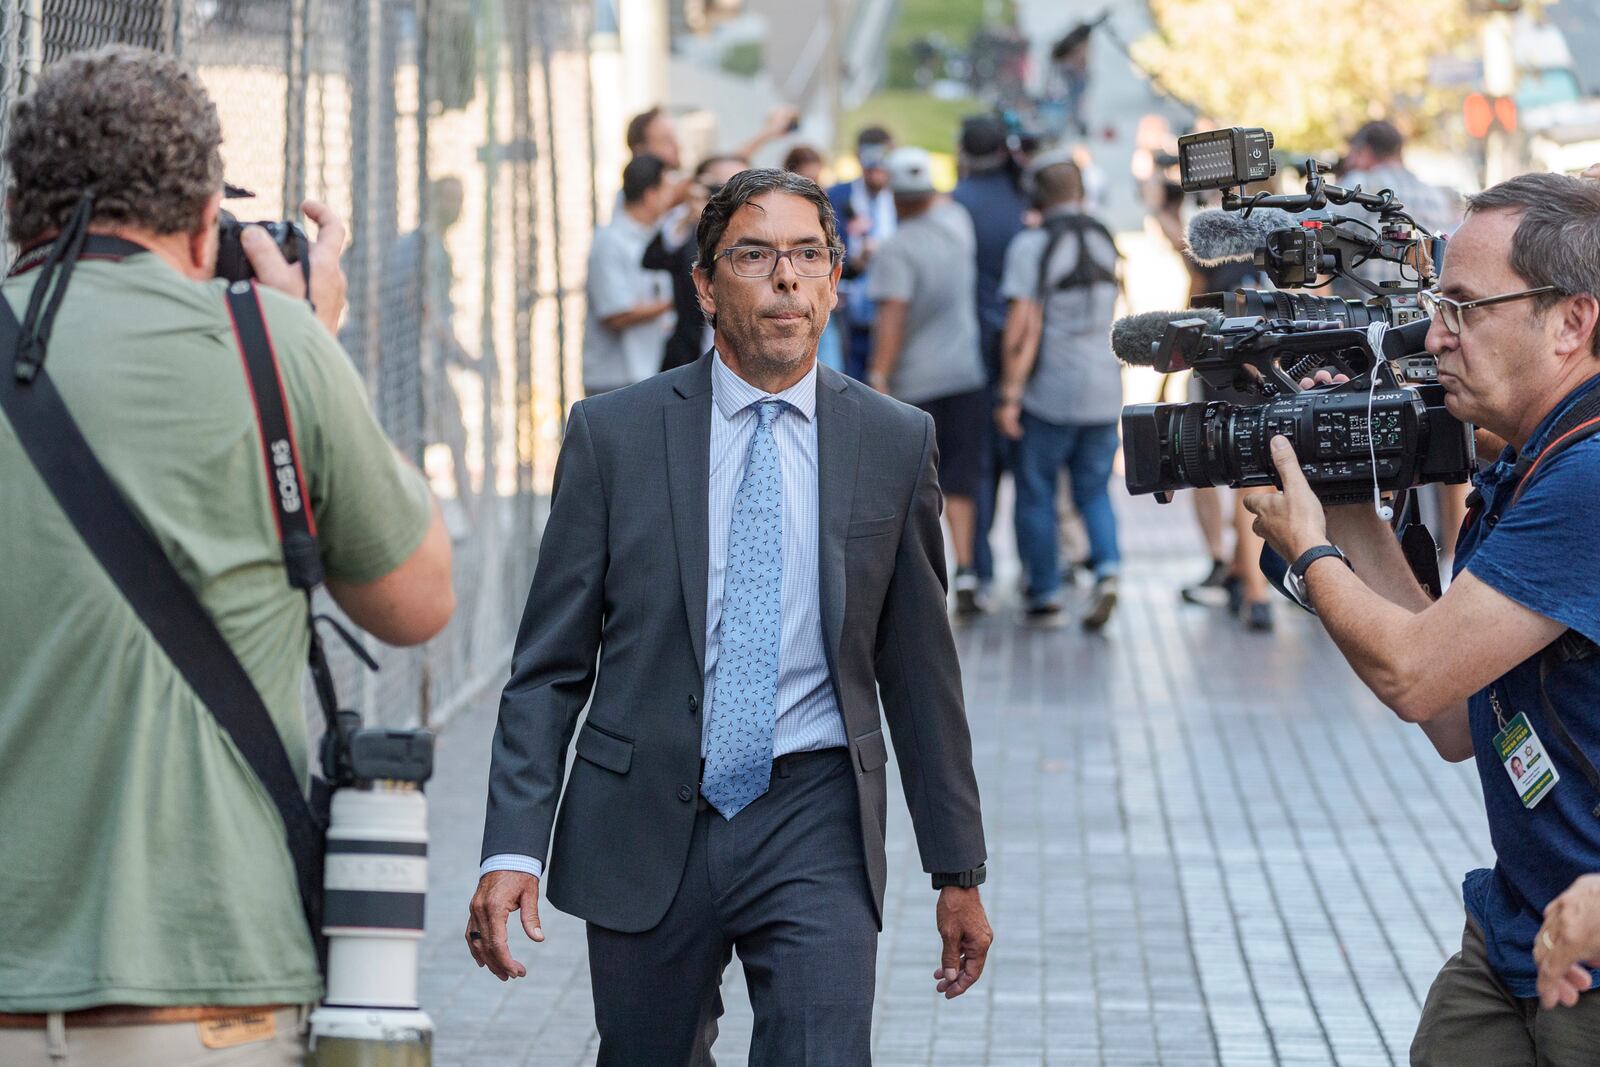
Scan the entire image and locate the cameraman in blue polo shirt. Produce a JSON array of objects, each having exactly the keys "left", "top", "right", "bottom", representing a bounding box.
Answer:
[{"left": 1246, "top": 171, "right": 1600, "bottom": 1065}]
